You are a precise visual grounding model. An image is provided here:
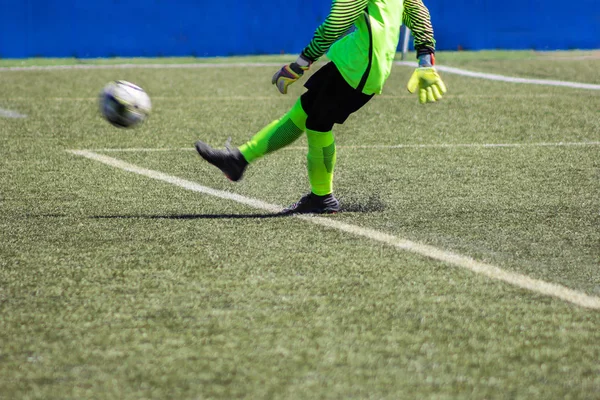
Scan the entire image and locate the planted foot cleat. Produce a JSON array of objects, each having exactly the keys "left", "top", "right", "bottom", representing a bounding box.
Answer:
[
  {"left": 195, "top": 140, "right": 248, "bottom": 182},
  {"left": 281, "top": 193, "right": 340, "bottom": 215}
]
